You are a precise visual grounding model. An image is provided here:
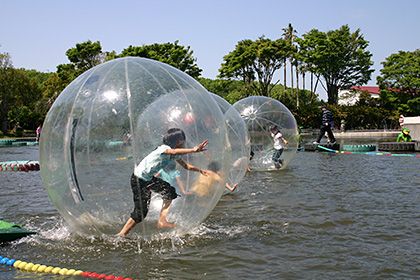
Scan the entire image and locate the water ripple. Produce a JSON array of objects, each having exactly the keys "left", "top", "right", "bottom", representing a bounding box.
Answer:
[{"left": 1, "top": 145, "right": 419, "bottom": 279}]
